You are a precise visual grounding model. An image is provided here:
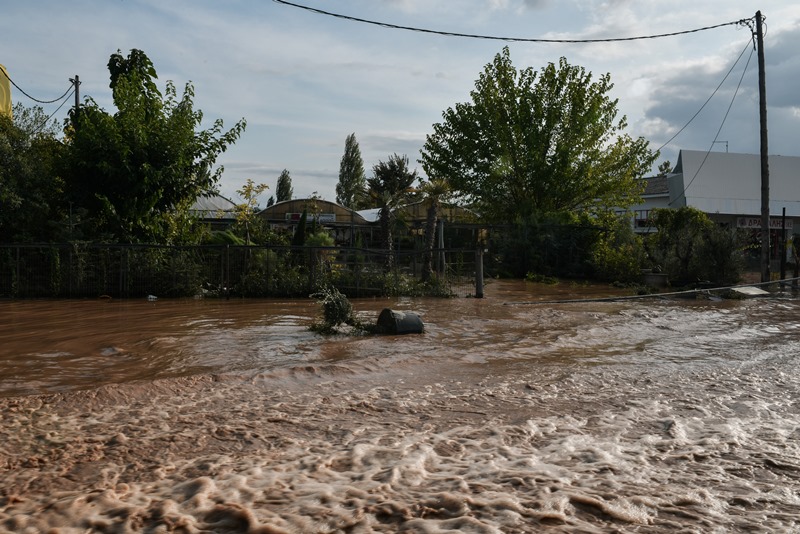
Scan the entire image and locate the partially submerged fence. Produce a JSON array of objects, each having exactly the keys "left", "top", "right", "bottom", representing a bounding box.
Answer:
[{"left": 0, "top": 244, "right": 482, "bottom": 299}]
